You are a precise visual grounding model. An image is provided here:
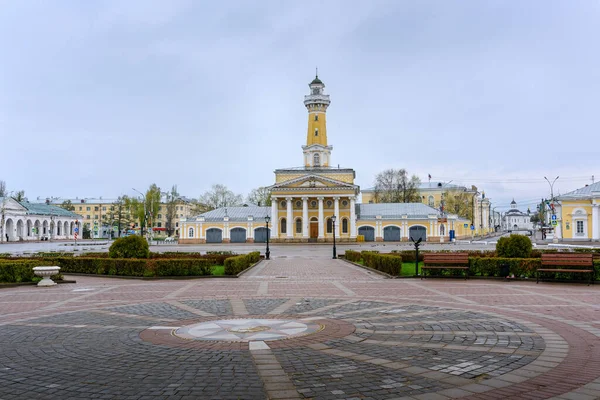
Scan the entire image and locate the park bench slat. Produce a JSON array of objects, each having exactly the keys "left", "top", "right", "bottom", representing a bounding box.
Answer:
[
  {"left": 422, "top": 253, "right": 469, "bottom": 280},
  {"left": 537, "top": 254, "right": 594, "bottom": 285}
]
